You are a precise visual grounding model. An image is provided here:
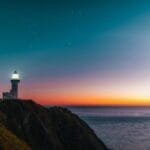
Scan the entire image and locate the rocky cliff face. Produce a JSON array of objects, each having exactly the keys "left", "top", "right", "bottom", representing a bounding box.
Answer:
[
  {"left": 0, "top": 100, "right": 107, "bottom": 150},
  {"left": 0, "top": 112, "right": 30, "bottom": 150}
]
